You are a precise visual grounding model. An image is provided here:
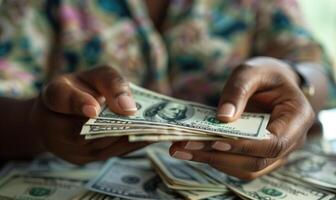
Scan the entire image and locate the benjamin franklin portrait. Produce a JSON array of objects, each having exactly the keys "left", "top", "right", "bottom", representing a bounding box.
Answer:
[{"left": 144, "top": 101, "right": 194, "bottom": 123}]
